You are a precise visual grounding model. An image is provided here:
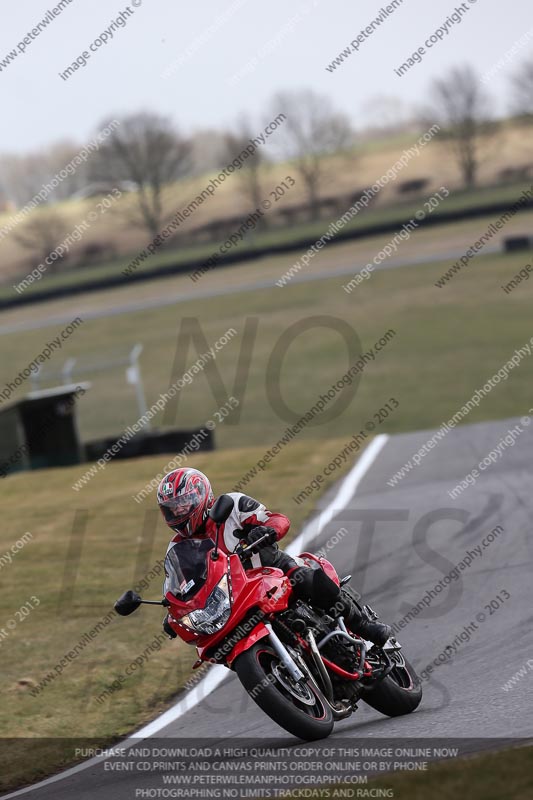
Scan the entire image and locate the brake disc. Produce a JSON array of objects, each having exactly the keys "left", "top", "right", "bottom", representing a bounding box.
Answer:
[{"left": 271, "top": 664, "right": 316, "bottom": 706}]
